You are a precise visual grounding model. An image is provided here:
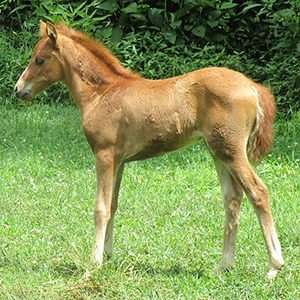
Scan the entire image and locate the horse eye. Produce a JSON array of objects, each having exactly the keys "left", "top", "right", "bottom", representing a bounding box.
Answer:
[{"left": 35, "top": 58, "right": 44, "bottom": 65}]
